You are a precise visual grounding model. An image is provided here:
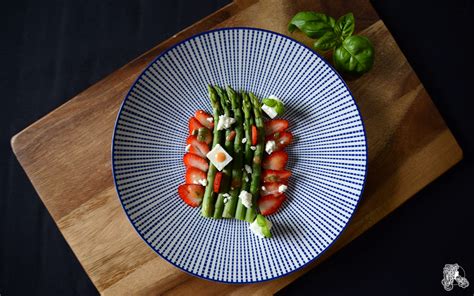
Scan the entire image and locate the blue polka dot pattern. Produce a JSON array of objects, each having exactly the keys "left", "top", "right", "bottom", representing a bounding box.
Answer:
[{"left": 112, "top": 27, "right": 367, "bottom": 283}]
